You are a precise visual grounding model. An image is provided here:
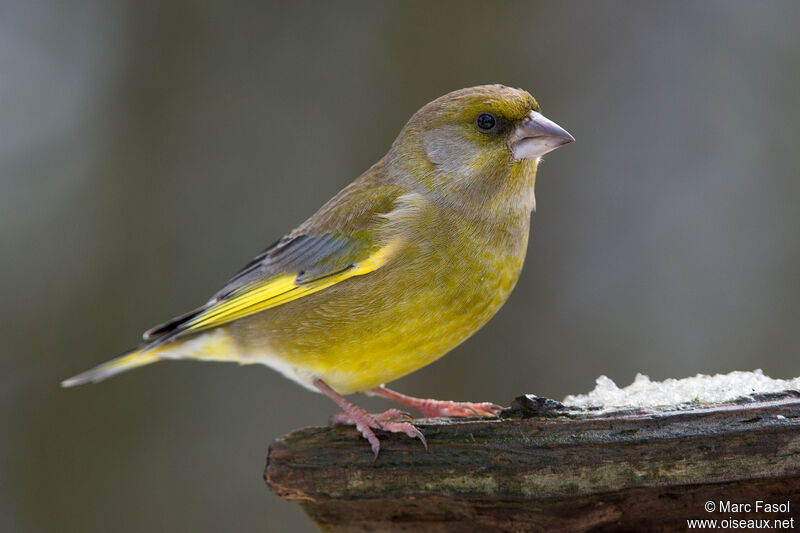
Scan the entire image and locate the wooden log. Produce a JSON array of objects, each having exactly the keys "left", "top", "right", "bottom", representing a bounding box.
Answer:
[{"left": 265, "top": 392, "right": 800, "bottom": 532}]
